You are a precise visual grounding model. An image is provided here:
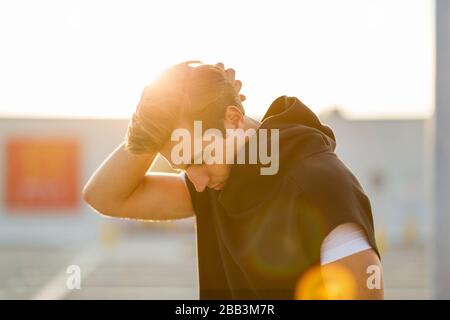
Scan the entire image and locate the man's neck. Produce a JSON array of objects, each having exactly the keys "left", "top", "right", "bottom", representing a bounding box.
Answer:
[{"left": 243, "top": 115, "right": 261, "bottom": 131}]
